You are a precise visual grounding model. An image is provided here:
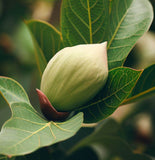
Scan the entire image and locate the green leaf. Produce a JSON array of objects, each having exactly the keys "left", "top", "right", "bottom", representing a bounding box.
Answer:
[
  {"left": 107, "top": 0, "right": 153, "bottom": 69},
  {"left": 26, "top": 20, "right": 63, "bottom": 75},
  {"left": 0, "top": 76, "right": 83, "bottom": 156},
  {"left": 80, "top": 67, "right": 142, "bottom": 123},
  {"left": 68, "top": 119, "right": 151, "bottom": 160},
  {"left": 61, "top": 0, "right": 108, "bottom": 46},
  {"left": 123, "top": 64, "right": 155, "bottom": 104},
  {"left": 61, "top": 0, "right": 153, "bottom": 69}
]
